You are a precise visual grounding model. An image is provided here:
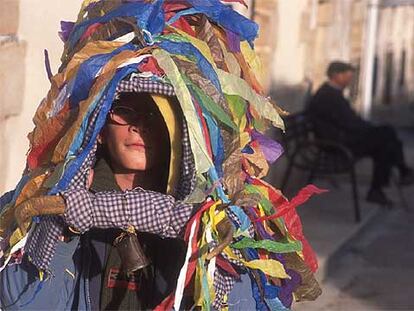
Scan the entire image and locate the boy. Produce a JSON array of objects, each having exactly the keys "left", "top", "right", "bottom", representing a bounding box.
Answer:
[{"left": 1, "top": 89, "right": 199, "bottom": 309}]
